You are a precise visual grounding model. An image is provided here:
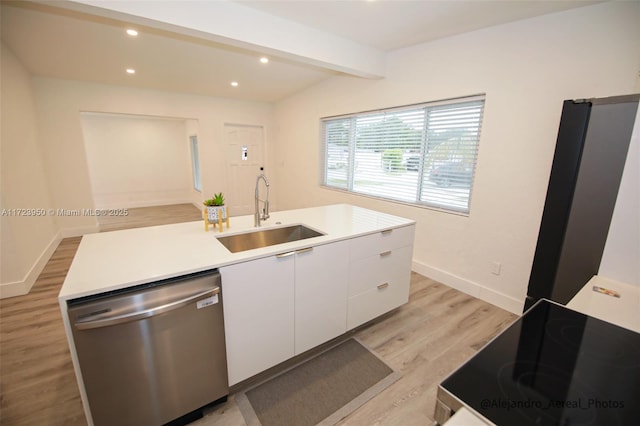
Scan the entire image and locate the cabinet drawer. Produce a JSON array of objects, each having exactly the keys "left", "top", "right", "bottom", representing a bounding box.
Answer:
[
  {"left": 349, "top": 225, "right": 415, "bottom": 261},
  {"left": 347, "top": 277, "right": 410, "bottom": 330},
  {"left": 349, "top": 245, "right": 413, "bottom": 297}
]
